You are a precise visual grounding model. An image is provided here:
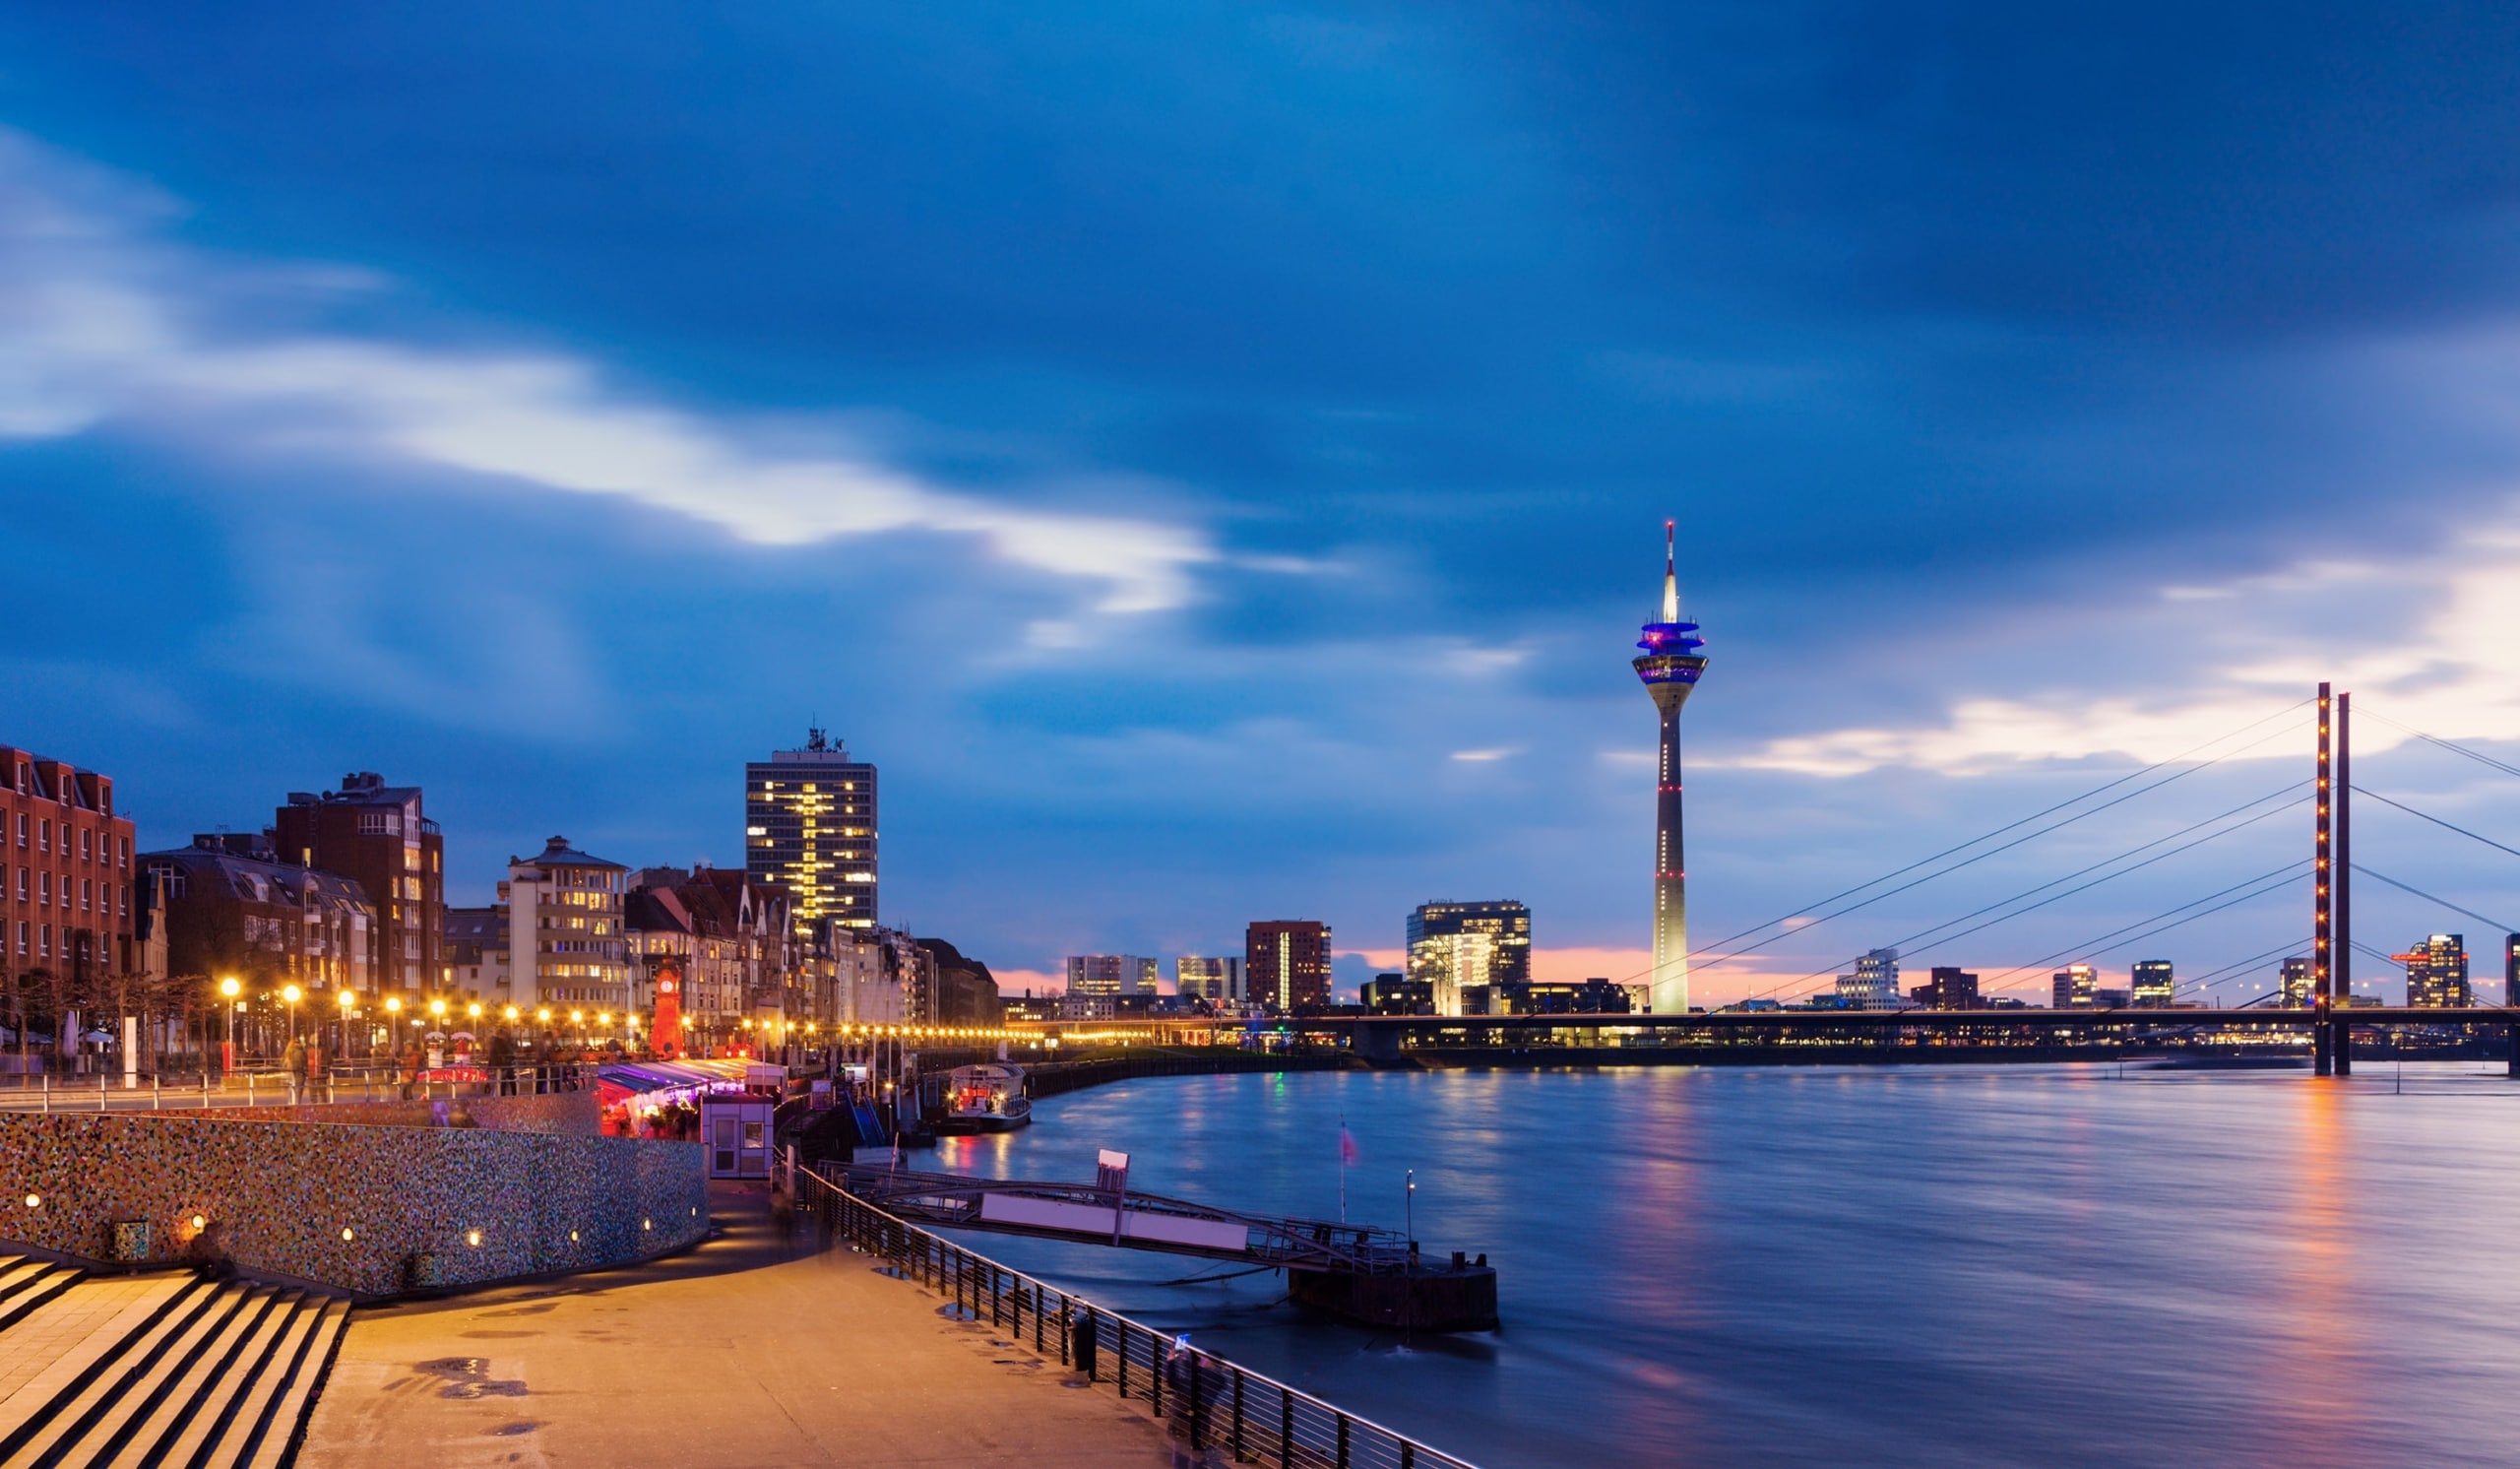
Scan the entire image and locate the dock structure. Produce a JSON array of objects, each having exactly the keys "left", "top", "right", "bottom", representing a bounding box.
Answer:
[{"left": 826, "top": 1162, "right": 1500, "bottom": 1332}]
